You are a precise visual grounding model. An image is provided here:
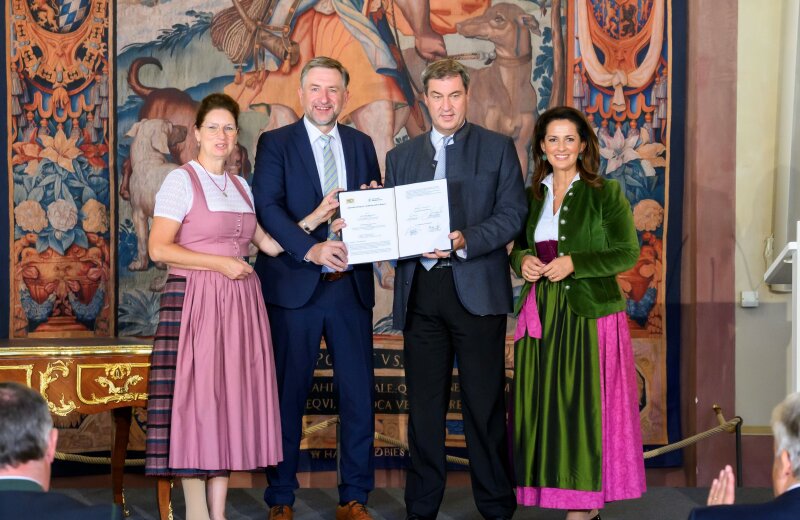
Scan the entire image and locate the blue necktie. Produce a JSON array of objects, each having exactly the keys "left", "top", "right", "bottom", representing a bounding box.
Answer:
[
  {"left": 420, "top": 135, "right": 452, "bottom": 270},
  {"left": 320, "top": 134, "right": 339, "bottom": 241}
]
